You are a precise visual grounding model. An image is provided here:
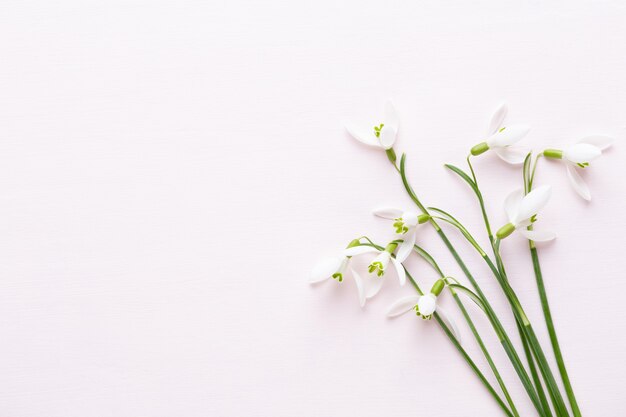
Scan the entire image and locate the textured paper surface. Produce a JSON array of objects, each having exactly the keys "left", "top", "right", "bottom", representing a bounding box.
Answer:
[{"left": 0, "top": 1, "right": 625, "bottom": 415}]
